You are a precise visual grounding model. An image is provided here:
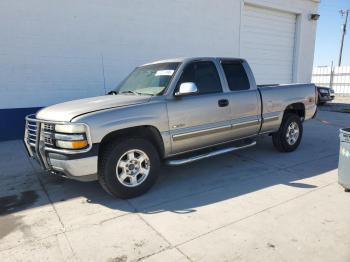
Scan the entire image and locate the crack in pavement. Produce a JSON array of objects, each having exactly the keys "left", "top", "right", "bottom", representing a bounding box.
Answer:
[
  {"left": 25, "top": 152, "right": 78, "bottom": 261},
  {"left": 173, "top": 181, "right": 336, "bottom": 249}
]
